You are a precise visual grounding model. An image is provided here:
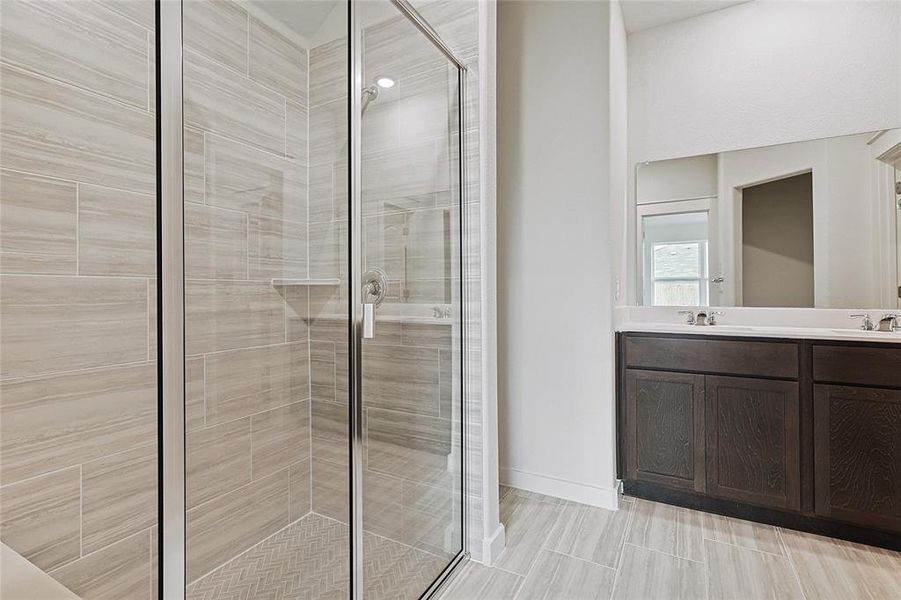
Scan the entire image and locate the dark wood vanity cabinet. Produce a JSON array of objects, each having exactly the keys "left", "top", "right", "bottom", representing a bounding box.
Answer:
[
  {"left": 811, "top": 344, "right": 901, "bottom": 534},
  {"left": 617, "top": 333, "right": 901, "bottom": 549},
  {"left": 705, "top": 375, "right": 800, "bottom": 511},
  {"left": 624, "top": 370, "right": 705, "bottom": 492}
]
